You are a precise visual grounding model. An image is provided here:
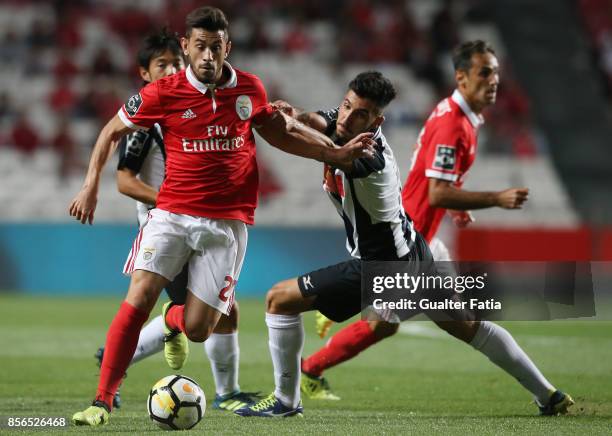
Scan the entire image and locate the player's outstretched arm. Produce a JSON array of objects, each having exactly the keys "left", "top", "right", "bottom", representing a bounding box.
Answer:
[
  {"left": 116, "top": 168, "right": 158, "bottom": 206},
  {"left": 429, "top": 178, "right": 529, "bottom": 210},
  {"left": 256, "top": 110, "right": 374, "bottom": 168},
  {"left": 270, "top": 100, "right": 327, "bottom": 132},
  {"left": 69, "top": 114, "right": 133, "bottom": 224}
]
